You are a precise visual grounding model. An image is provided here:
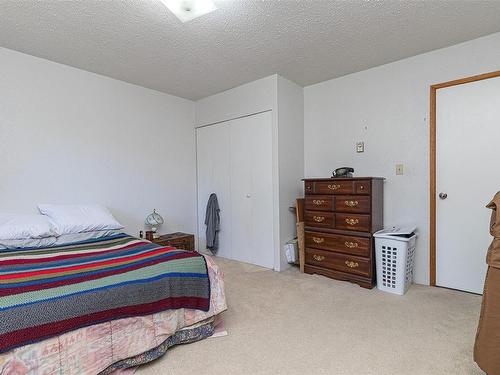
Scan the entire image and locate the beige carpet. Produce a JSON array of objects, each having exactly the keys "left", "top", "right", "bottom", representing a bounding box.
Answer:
[{"left": 137, "top": 257, "right": 484, "bottom": 375}]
